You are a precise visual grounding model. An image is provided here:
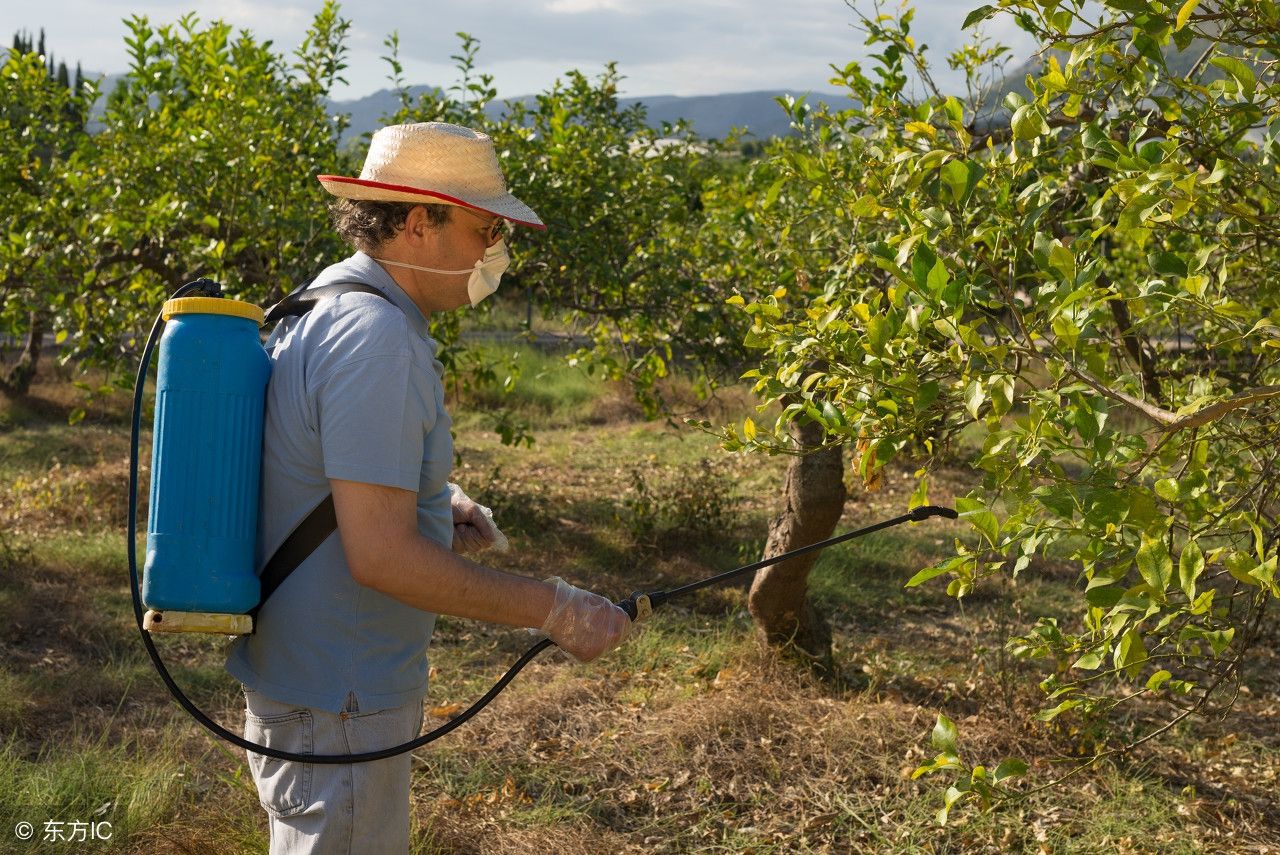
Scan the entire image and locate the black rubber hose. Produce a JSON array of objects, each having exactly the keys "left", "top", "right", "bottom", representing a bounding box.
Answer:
[
  {"left": 128, "top": 281, "right": 548, "bottom": 763},
  {"left": 129, "top": 282, "right": 958, "bottom": 765}
]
